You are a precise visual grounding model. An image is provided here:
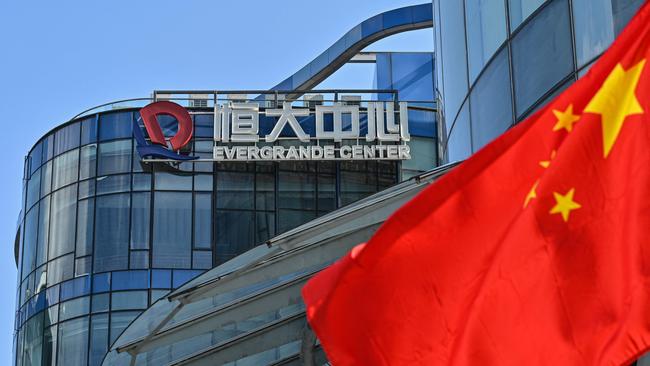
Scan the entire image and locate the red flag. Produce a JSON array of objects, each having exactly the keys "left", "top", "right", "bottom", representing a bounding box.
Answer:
[{"left": 302, "top": 3, "right": 650, "bottom": 365}]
